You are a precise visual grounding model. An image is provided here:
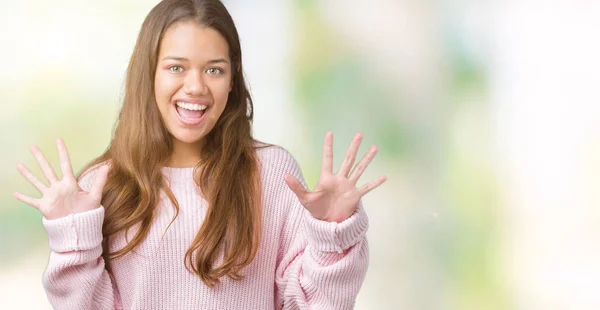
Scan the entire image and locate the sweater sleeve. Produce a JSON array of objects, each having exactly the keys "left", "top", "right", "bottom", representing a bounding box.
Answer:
[
  {"left": 41, "top": 166, "right": 121, "bottom": 310},
  {"left": 274, "top": 150, "right": 369, "bottom": 310}
]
